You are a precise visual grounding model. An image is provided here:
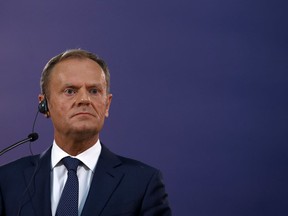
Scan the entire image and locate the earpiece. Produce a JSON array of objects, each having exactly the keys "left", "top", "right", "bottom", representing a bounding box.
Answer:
[{"left": 38, "top": 97, "right": 49, "bottom": 115}]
